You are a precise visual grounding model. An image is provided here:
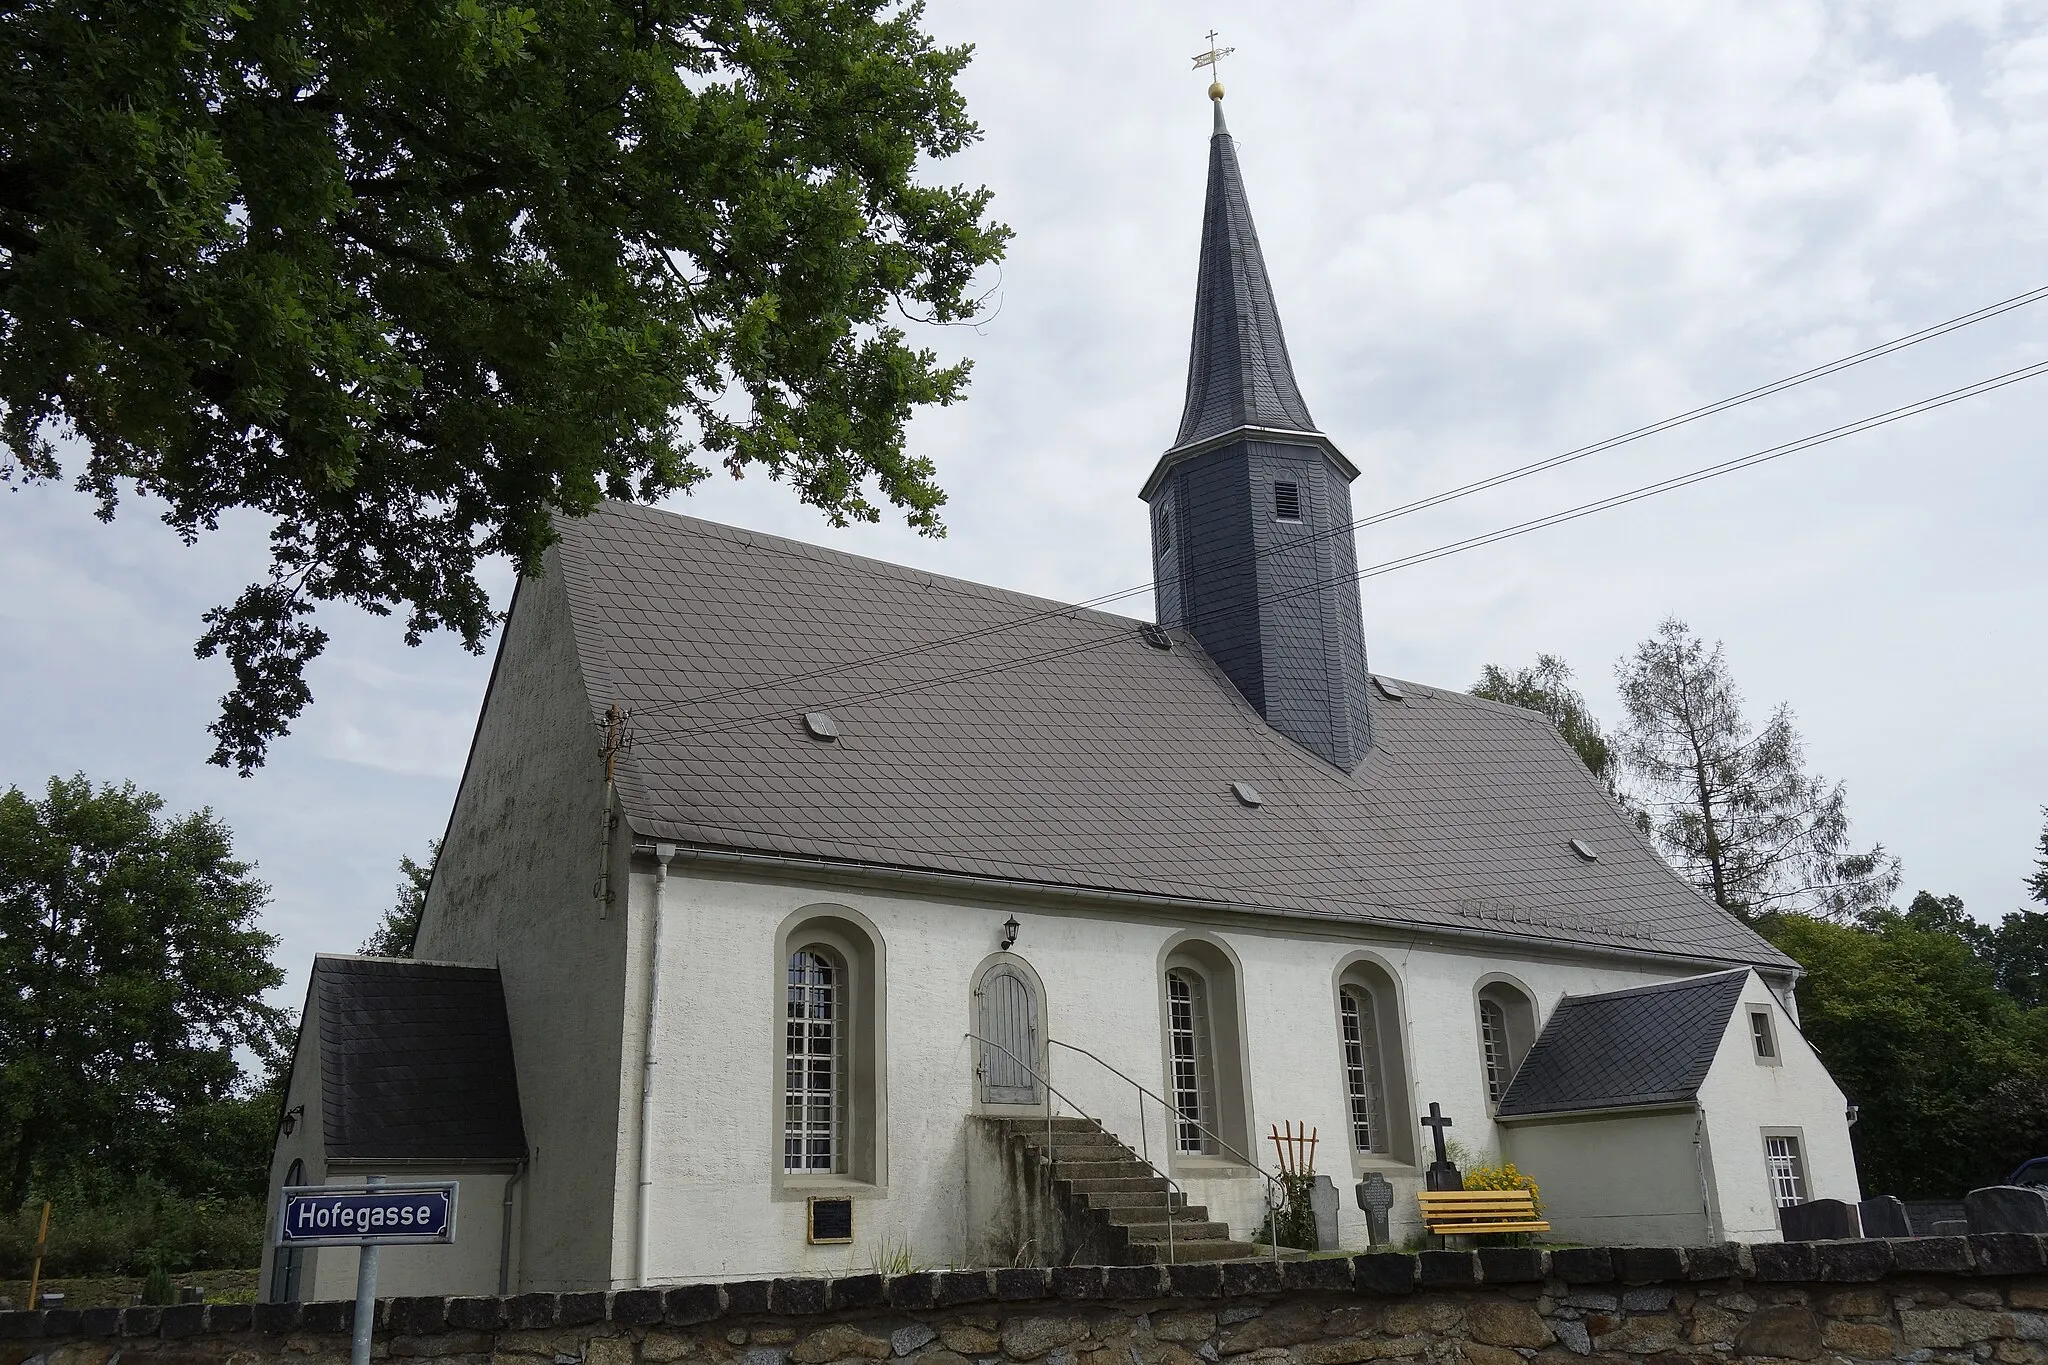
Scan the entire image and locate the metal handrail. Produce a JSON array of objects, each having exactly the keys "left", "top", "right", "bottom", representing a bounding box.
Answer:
[
  {"left": 1045, "top": 1038, "right": 1287, "bottom": 1263},
  {"left": 963, "top": 1030, "right": 1193, "bottom": 1265}
]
